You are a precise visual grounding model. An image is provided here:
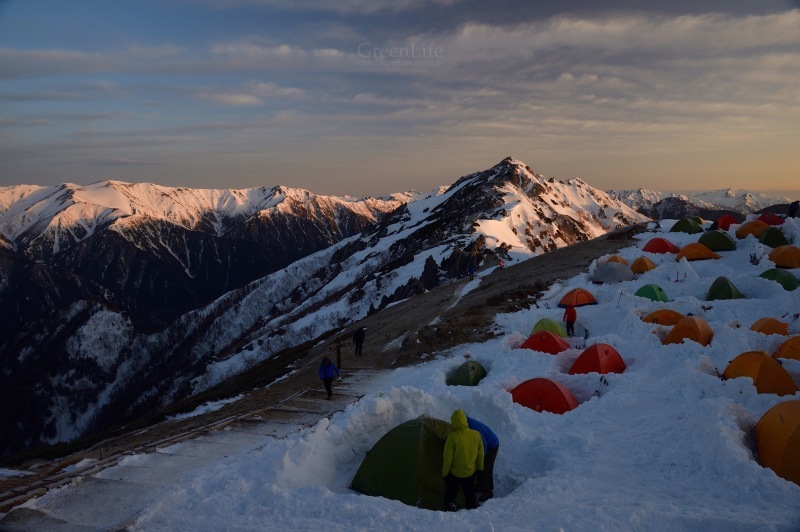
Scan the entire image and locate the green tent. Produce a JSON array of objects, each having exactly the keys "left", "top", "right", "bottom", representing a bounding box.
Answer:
[
  {"left": 698, "top": 230, "right": 736, "bottom": 252},
  {"left": 690, "top": 216, "right": 704, "bottom": 225},
  {"left": 531, "top": 317, "right": 568, "bottom": 338},
  {"left": 670, "top": 218, "right": 703, "bottom": 234},
  {"left": 446, "top": 360, "right": 488, "bottom": 386},
  {"left": 759, "top": 269, "right": 800, "bottom": 291},
  {"left": 635, "top": 283, "right": 669, "bottom": 302},
  {"left": 758, "top": 227, "right": 790, "bottom": 248},
  {"left": 350, "top": 416, "right": 463, "bottom": 510},
  {"left": 706, "top": 276, "right": 744, "bottom": 300}
]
